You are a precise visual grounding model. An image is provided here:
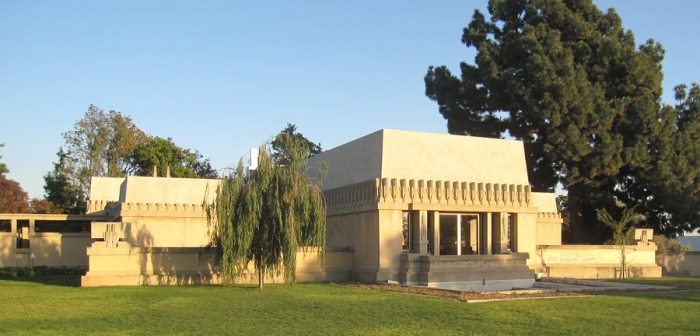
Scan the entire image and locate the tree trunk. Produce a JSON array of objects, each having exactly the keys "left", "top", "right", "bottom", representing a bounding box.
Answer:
[{"left": 258, "top": 255, "right": 264, "bottom": 289}]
